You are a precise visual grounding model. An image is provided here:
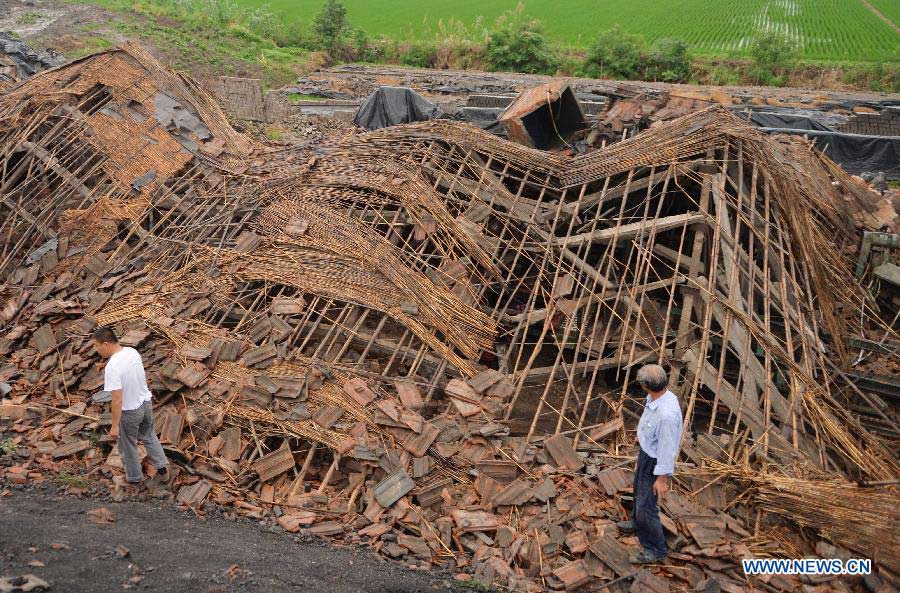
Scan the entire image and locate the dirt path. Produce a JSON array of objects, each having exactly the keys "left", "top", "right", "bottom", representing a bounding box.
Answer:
[
  {"left": 0, "top": 486, "right": 450, "bottom": 593},
  {"left": 858, "top": 0, "right": 900, "bottom": 33}
]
